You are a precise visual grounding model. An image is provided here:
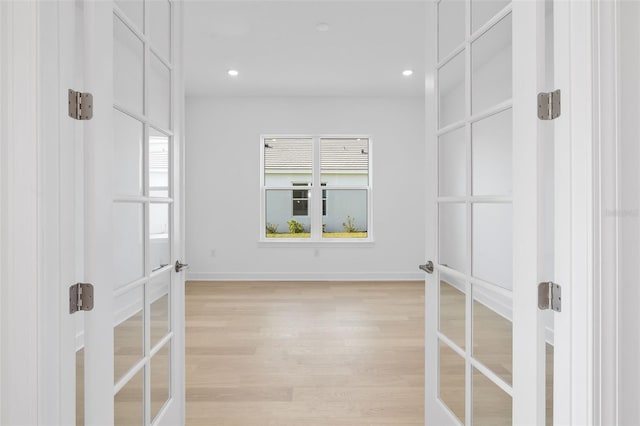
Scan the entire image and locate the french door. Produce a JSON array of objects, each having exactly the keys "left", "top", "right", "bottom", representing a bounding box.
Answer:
[
  {"left": 81, "top": 0, "right": 185, "bottom": 425},
  {"left": 424, "top": 0, "right": 556, "bottom": 424}
]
